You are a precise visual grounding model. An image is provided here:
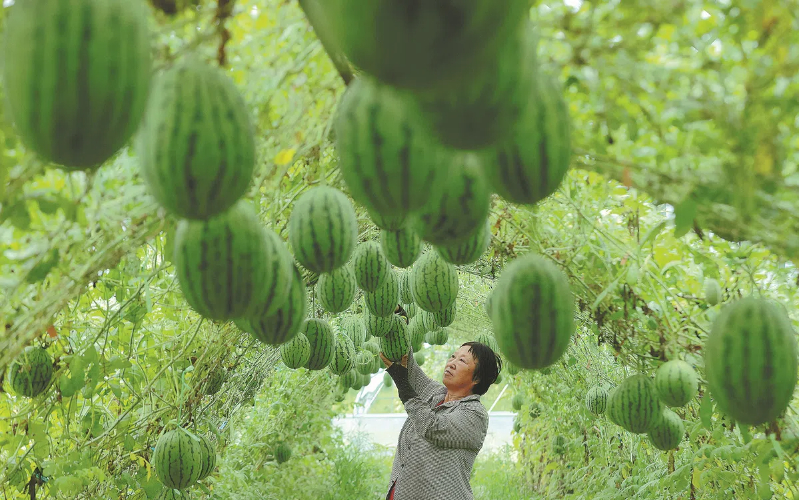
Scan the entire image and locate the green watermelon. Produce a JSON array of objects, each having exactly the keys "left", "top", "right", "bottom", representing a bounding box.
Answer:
[
  {"left": 367, "top": 206, "right": 407, "bottom": 232},
  {"left": 201, "top": 367, "right": 226, "bottom": 396},
  {"left": 138, "top": 56, "right": 256, "bottom": 220},
  {"left": 704, "top": 297, "right": 799, "bottom": 426},
  {"left": 3, "top": 0, "right": 152, "bottom": 169},
  {"left": 353, "top": 241, "right": 390, "bottom": 292},
  {"left": 437, "top": 219, "right": 492, "bottom": 266},
  {"left": 329, "top": 334, "right": 356, "bottom": 376},
  {"left": 429, "top": 327, "right": 450, "bottom": 346},
  {"left": 364, "top": 269, "right": 399, "bottom": 317},
  {"left": 414, "top": 153, "right": 491, "bottom": 246},
  {"left": 474, "top": 331, "right": 499, "bottom": 353},
  {"left": 420, "top": 310, "right": 438, "bottom": 332},
  {"left": 411, "top": 251, "right": 459, "bottom": 313},
  {"left": 606, "top": 375, "right": 661, "bottom": 434},
  {"left": 512, "top": 418, "right": 521, "bottom": 433},
  {"left": 350, "top": 370, "right": 364, "bottom": 390},
  {"left": 511, "top": 394, "right": 525, "bottom": 411},
  {"left": 279, "top": 333, "right": 311, "bottom": 369},
  {"left": 334, "top": 76, "right": 446, "bottom": 216},
  {"left": 585, "top": 386, "right": 608, "bottom": 415},
  {"left": 380, "top": 315, "right": 410, "bottom": 362},
  {"left": 400, "top": 272, "right": 414, "bottom": 304},
  {"left": 174, "top": 200, "right": 274, "bottom": 321},
  {"left": 484, "top": 289, "right": 495, "bottom": 318},
  {"left": 153, "top": 429, "right": 203, "bottom": 490},
  {"left": 355, "top": 350, "right": 374, "bottom": 375},
  {"left": 529, "top": 402, "right": 542, "bottom": 419},
  {"left": 381, "top": 227, "right": 422, "bottom": 268},
  {"left": 654, "top": 360, "right": 698, "bottom": 407},
  {"left": 358, "top": 372, "right": 372, "bottom": 388},
  {"left": 414, "top": 351, "right": 426, "bottom": 366},
  {"left": 505, "top": 362, "right": 521, "bottom": 376},
  {"left": 362, "top": 340, "right": 382, "bottom": 373},
  {"left": 384, "top": 372, "right": 393, "bottom": 387},
  {"left": 404, "top": 302, "right": 417, "bottom": 319},
  {"left": 365, "top": 311, "right": 394, "bottom": 338},
  {"left": 233, "top": 229, "right": 293, "bottom": 325},
  {"left": 340, "top": 369, "right": 358, "bottom": 390},
  {"left": 481, "top": 71, "right": 571, "bottom": 206},
  {"left": 156, "top": 488, "right": 189, "bottom": 500},
  {"left": 274, "top": 442, "right": 292, "bottom": 464},
  {"left": 553, "top": 435, "right": 567, "bottom": 455},
  {"left": 704, "top": 278, "right": 722, "bottom": 306},
  {"left": 242, "top": 264, "right": 308, "bottom": 346},
  {"left": 327, "top": 0, "right": 530, "bottom": 91},
  {"left": 197, "top": 435, "right": 216, "bottom": 481},
  {"left": 289, "top": 186, "right": 358, "bottom": 274},
  {"left": 647, "top": 407, "right": 684, "bottom": 451},
  {"left": 491, "top": 254, "right": 574, "bottom": 369},
  {"left": 316, "top": 265, "right": 357, "bottom": 313},
  {"left": 341, "top": 316, "right": 367, "bottom": 347},
  {"left": 409, "top": 315, "right": 426, "bottom": 348},
  {"left": 494, "top": 372, "right": 503, "bottom": 385},
  {"left": 301, "top": 319, "right": 336, "bottom": 370},
  {"left": 9, "top": 346, "right": 53, "bottom": 397},
  {"left": 432, "top": 303, "right": 456, "bottom": 328}
]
